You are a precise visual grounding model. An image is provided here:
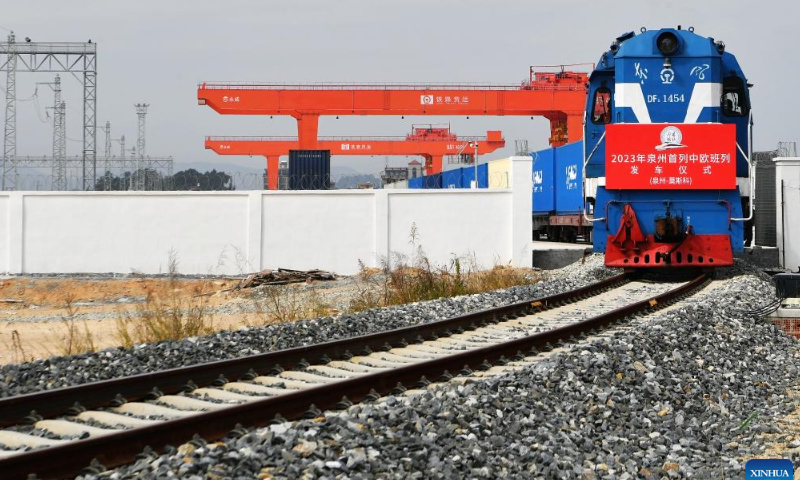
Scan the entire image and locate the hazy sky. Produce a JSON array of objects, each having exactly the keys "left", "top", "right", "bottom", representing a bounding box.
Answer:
[{"left": 3, "top": 0, "right": 799, "bottom": 175}]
